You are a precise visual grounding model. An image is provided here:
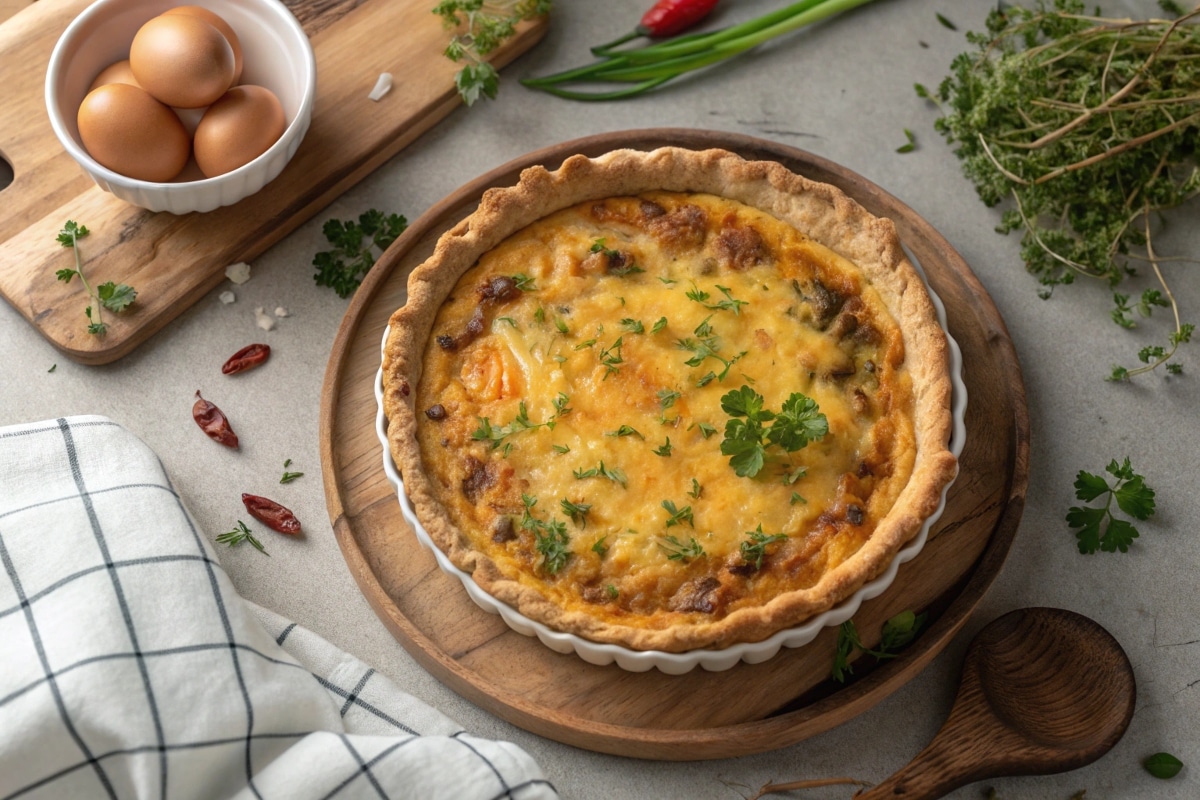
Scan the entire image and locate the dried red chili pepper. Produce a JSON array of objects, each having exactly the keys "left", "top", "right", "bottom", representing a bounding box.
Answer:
[
  {"left": 595, "top": 0, "right": 719, "bottom": 51},
  {"left": 221, "top": 343, "right": 271, "bottom": 375},
  {"left": 241, "top": 493, "right": 302, "bottom": 535},
  {"left": 192, "top": 391, "right": 239, "bottom": 449}
]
